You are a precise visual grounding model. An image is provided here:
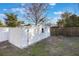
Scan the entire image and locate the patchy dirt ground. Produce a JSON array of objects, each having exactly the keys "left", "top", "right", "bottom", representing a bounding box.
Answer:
[{"left": 0, "top": 36, "right": 79, "bottom": 56}]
